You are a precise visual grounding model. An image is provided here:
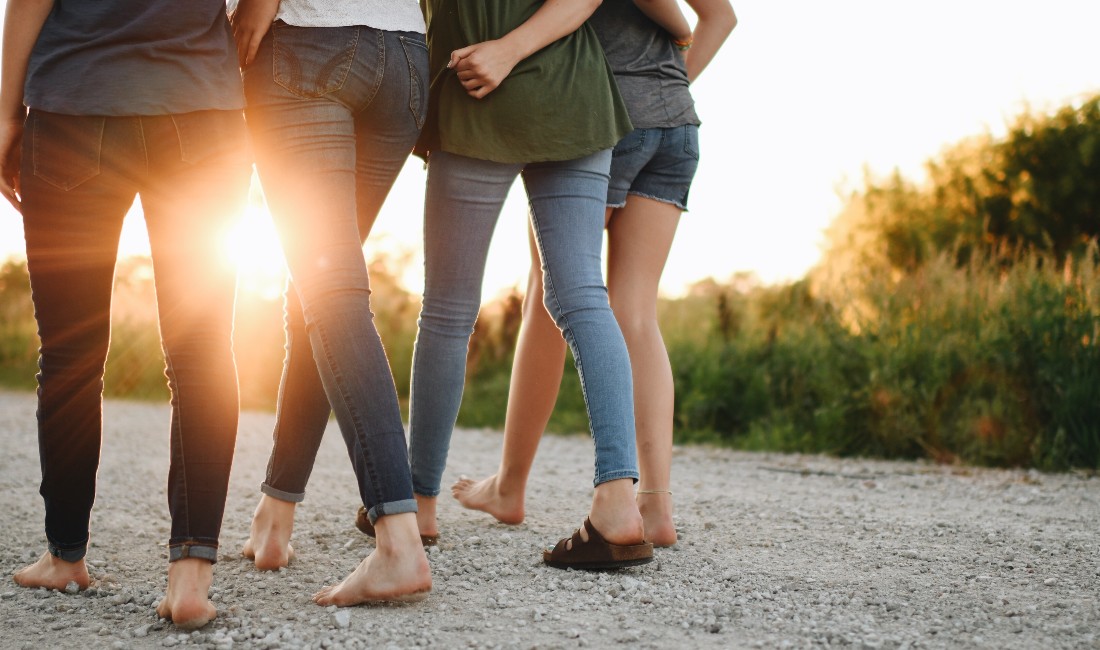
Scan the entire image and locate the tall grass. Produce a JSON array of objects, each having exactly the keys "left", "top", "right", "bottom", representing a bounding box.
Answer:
[{"left": 2, "top": 247, "right": 1097, "bottom": 470}]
